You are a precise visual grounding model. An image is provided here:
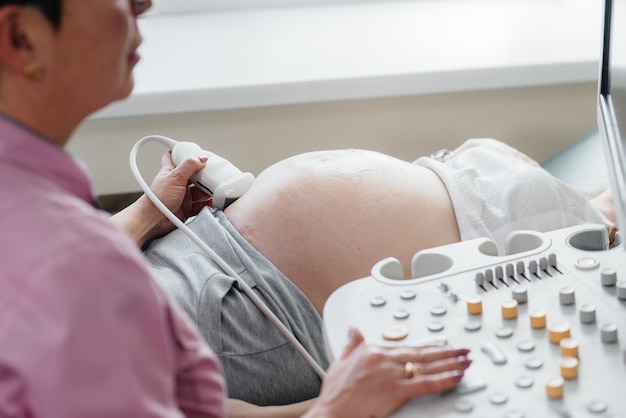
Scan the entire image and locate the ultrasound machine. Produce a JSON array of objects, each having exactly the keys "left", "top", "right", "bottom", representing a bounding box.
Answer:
[{"left": 322, "top": 1, "right": 626, "bottom": 416}]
